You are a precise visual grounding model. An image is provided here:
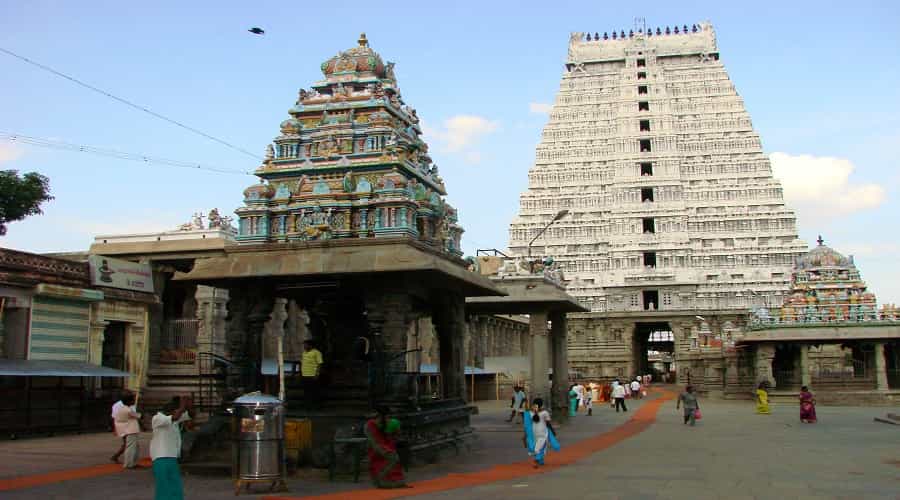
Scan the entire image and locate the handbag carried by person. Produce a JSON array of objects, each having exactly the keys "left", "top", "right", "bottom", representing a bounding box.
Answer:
[{"left": 693, "top": 408, "right": 702, "bottom": 420}]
